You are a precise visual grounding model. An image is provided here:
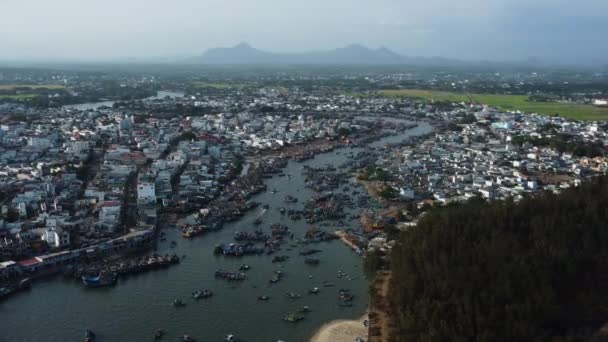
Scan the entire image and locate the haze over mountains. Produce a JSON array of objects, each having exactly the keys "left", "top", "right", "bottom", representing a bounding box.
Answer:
[{"left": 186, "top": 42, "right": 457, "bottom": 65}]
